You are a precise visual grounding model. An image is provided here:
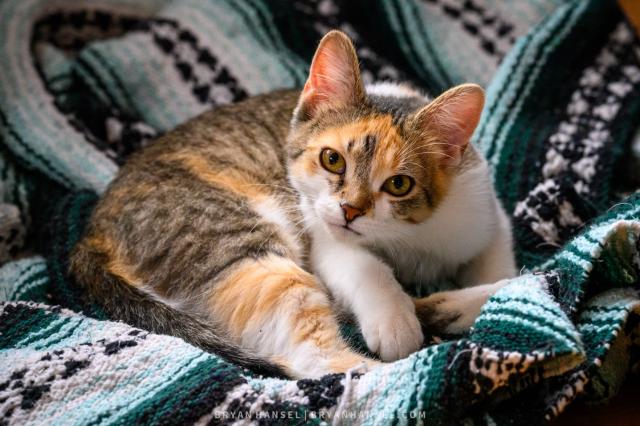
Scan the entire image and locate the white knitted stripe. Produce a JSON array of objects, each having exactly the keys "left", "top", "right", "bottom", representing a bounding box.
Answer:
[
  {"left": 482, "top": 298, "right": 576, "bottom": 337},
  {"left": 539, "top": 219, "right": 640, "bottom": 271}
]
